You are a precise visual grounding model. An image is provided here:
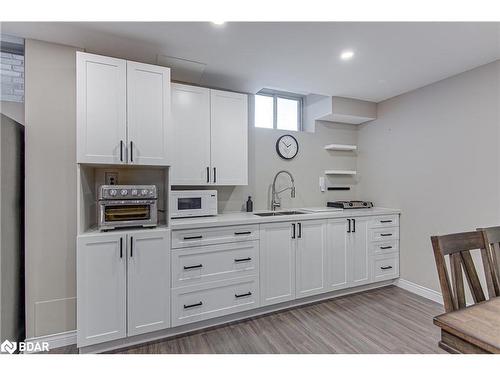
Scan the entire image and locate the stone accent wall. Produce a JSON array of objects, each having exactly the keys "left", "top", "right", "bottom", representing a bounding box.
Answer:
[{"left": 1, "top": 52, "right": 25, "bottom": 102}]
